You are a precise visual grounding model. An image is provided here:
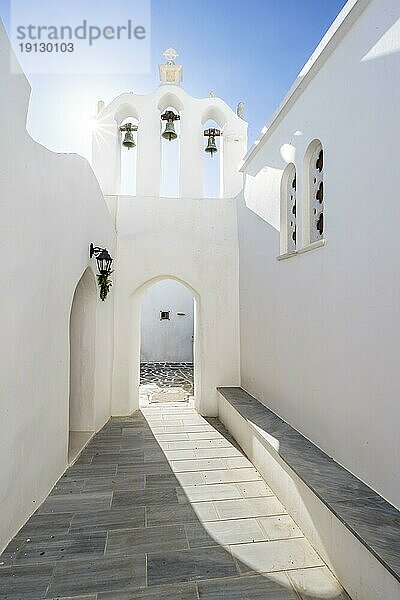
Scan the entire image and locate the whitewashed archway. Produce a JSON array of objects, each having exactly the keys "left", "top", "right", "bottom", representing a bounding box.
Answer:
[
  {"left": 128, "top": 275, "right": 202, "bottom": 414},
  {"left": 68, "top": 267, "right": 97, "bottom": 461}
]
